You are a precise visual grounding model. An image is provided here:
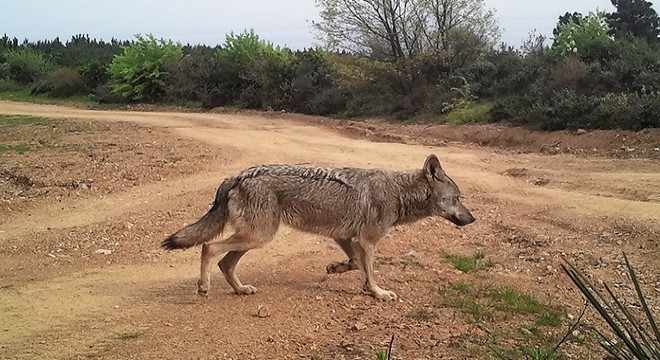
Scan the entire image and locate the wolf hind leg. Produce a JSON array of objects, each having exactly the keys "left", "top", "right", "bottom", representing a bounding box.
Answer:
[
  {"left": 326, "top": 238, "right": 360, "bottom": 274},
  {"left": 217, "top": 250, "right": 257, "bottom": 295},
  {"left": 198, "top": 230, "right": 274, "bottom": 297}
]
